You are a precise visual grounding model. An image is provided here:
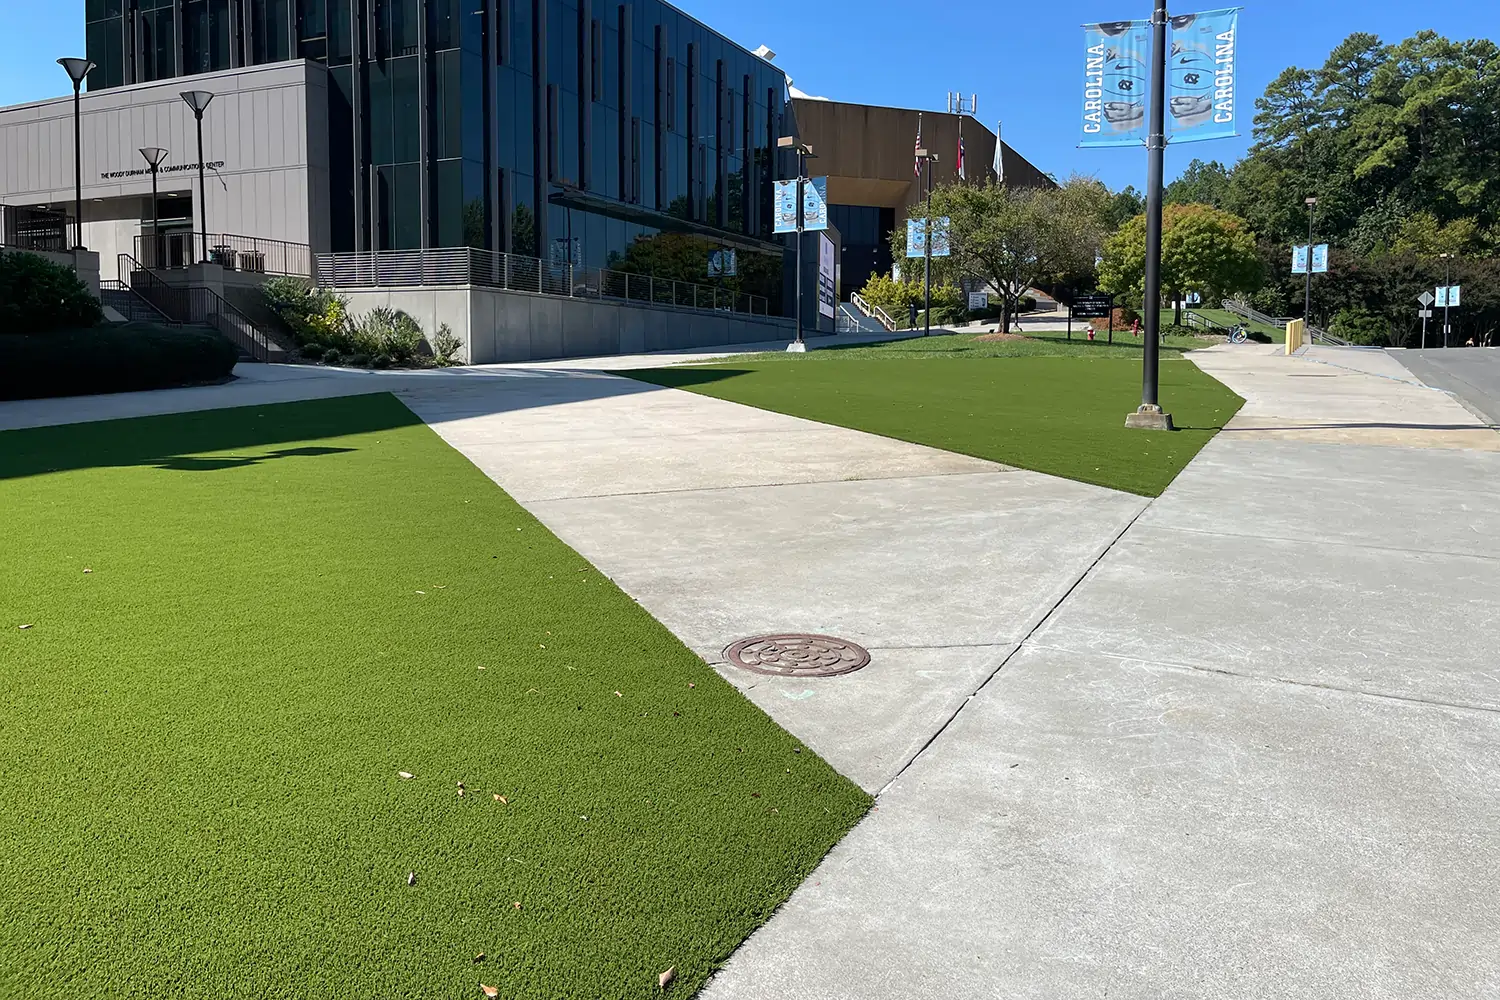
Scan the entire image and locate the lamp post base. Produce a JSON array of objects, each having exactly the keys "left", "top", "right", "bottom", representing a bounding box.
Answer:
[
  {"left": 1125, "top": 404, "right": 1175, "bottom": 431},
  {"left": 785, "top": 341, "right": 808, "bottom": 353}
]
